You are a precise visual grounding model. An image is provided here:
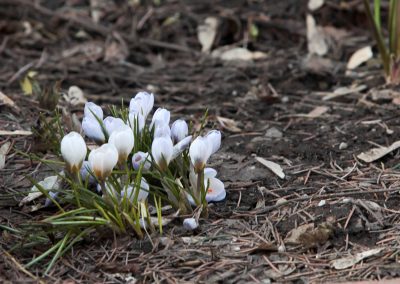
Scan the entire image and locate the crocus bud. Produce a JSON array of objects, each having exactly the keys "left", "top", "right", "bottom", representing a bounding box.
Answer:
[
  {"left": 206, "top": 130, "right": 221, "bottom": 155},
  {"left": 150, "top": 108, "right": 170, "bottom": 129},
  {"left": 61, "top": 131, "right": 87, "bottom": 174},
  {"left": 172, "top": 135, "right": 192, "bottom": 159},
  {"left": 82, "top": 116, "right": 105, "bottom": 144},
  {"left": 103, "top": 116, "right": 126, "bottom": 136},
  {"left": 108, "top": 126, "right": 134, "bottom": 165},
  {"left": 84, "top": 102, "right": 103, "bottom": 120},
  {"left": 128, "top": 112, "right": 145, "bottom": 133},
  {"left": 129, "top": 92, "right": 154, "bottom": 119},
  {"left": 80, "top": 161, "right": 97, "bottom": 186},
  {"left": 121, "top": 178, "right": 149, "bottom": 202},
  {"left": 88, "top": 143, "right": 118, "bottom": 181},
  {"left": 189, "top": 136, "right": 211, "bottom": 172},
  {"left": 183, "top": 218, "right": 199, "bottom": 230},
  {"left": 171, "top": 119, "right": 188, "bottom": 143},
  {"left": 154, "top": 124, "right": 171, "bottom": 138},
  {"left": 151, "top": 136, "right": 173, "bottom": 171},
  {"left": 132, "top": 151, "right": 152, "bottom": 171}
]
